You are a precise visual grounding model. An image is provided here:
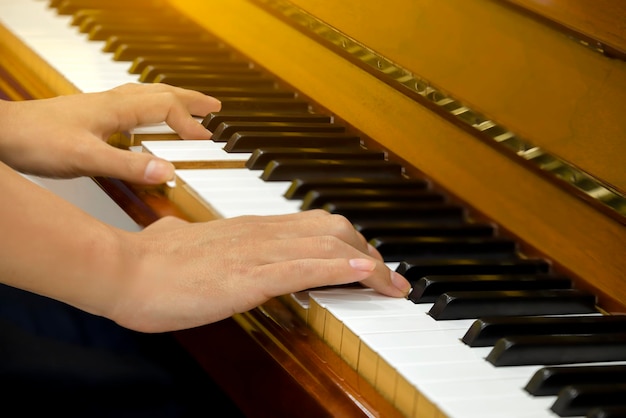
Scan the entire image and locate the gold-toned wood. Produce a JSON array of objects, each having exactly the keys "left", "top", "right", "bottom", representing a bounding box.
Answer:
[
  {"left": 504, "top": 0, "right": 626, "bottom": 57},
  {"left": 169, "top": 0, "right": 626, "bottom": 313},
  {"left": 284, "top": 0, "right": 626, "bottom": 195},
  {"left": 0, "top": 23, "right": 79, "bottom": 98}
]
